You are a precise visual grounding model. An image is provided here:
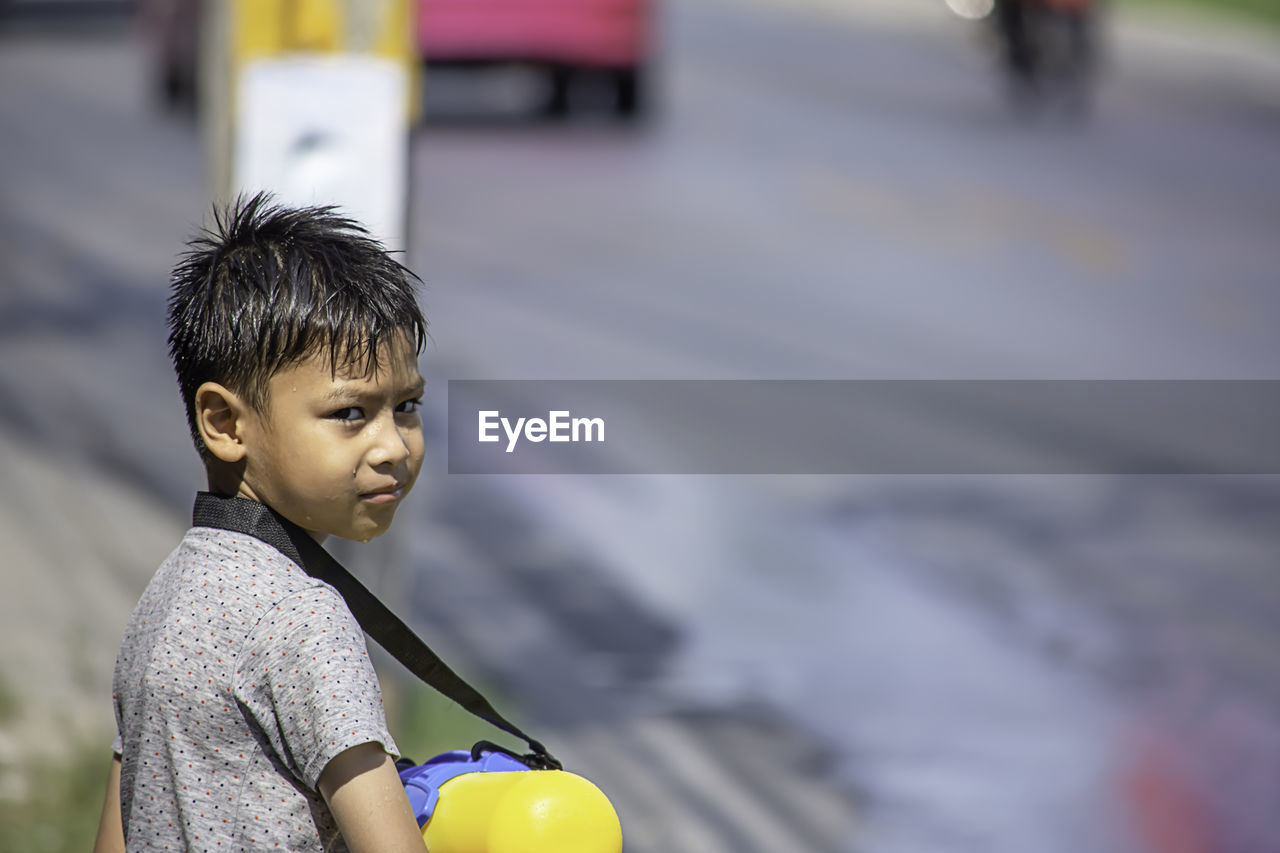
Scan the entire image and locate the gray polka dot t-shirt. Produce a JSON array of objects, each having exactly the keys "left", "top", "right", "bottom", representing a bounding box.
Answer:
[{"left": 111, "top": 527, "right": 399, "bottom": 851}]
